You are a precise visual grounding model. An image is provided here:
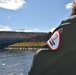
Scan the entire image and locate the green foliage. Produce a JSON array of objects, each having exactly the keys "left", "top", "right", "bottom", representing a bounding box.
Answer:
[{"left": 9, "top": 42, "right": 46, "bottom": 47}]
